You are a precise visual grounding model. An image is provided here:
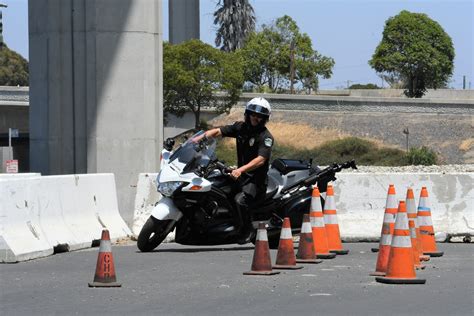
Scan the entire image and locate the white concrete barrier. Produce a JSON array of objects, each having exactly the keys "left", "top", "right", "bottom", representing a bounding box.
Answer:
[
  {"left": 0, "top": 173, "right": 131, "bottom": 262},
  {"left": 73, "top": 174, "right": 132, "bottom": 240},
  {"left": 132, "top": 173, "right": 160, "bottom": 236},
  {"left": 132, "top": 172, "right": 473, "bottom": 243},
  {"left": 334, "top": 173, "right": 474, "bottom": 242},
  {"left": 0, "top": 177, "right": 53, "bottom": 262},
  {"left": 0, "top": 173, "right": 41, "bottom": 179},
  {"left": 132, "top": 173, "right": 176, "bottom": 242}
]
